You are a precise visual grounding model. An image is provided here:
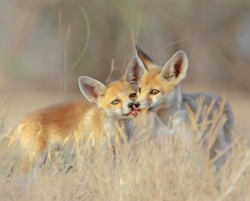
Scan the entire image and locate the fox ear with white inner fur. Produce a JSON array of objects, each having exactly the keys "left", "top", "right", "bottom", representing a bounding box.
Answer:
[
  {"left": 124, "top": 46, "right": 154, "bottom": 83},
  {"left": 161, "top": 50, "right": 188, "bottom": 82},
  {"left": 78, "top": 76, "right": 106, "bottom": 103}
]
